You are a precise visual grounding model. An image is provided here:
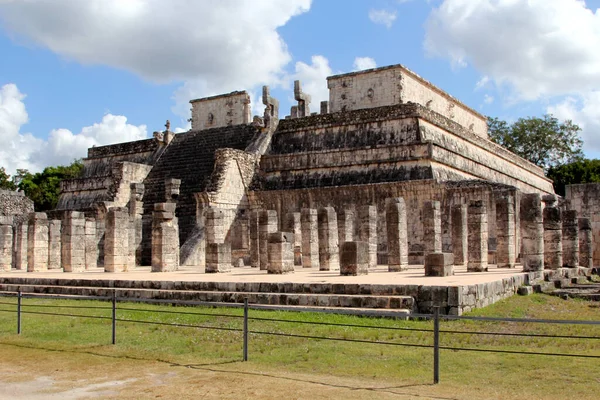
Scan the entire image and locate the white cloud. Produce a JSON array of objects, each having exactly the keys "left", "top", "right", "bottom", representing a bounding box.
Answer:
[
  {"left": 0, "top": 83, "right": 147, "bottom": 174},
  {"left": 369, "top": 9, "right": 397, "bottom": 29},
  {"left": 483, "top": 94, "right": 494, "bottom": 105},
  {"left": 292, "top": 55, "right": 333, "bottom": 113},
  {"left": 547, "top": 93, "right": 600, "bottom": 155},
  {"left": 353, "top": 57, "right": 377, "bottom": 71},
  {"left": 0, "top": 0, "right": 312, "bottom": 120},
  {"left": 475, "top": 75, "right": 490, "bottom": 91}
]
